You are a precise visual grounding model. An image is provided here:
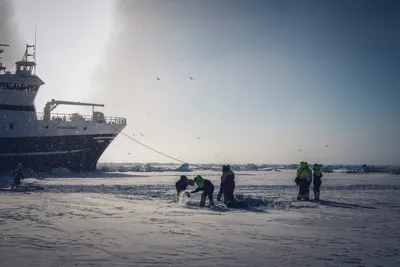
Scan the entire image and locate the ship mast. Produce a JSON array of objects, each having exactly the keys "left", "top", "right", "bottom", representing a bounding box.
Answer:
[{"left": 34, "top": 25, "right": 37, "bottom": 75}]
